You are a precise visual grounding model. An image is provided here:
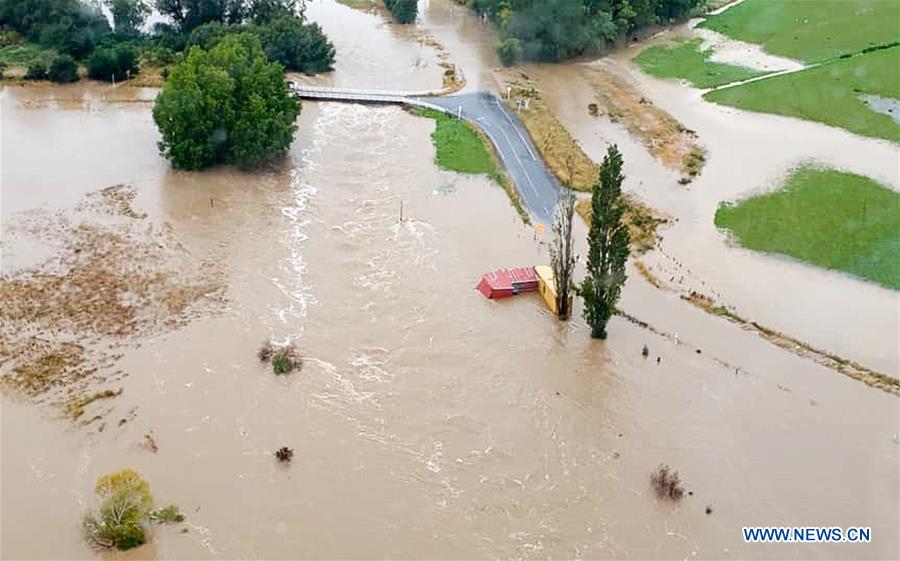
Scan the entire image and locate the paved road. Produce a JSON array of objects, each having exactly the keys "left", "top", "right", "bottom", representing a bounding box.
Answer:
[
  {"left": 423, "top": 92, "right": 561, "bottom": 224},
  {"left": 293, "top": 85, "right": 561, "bottom": 224}
]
